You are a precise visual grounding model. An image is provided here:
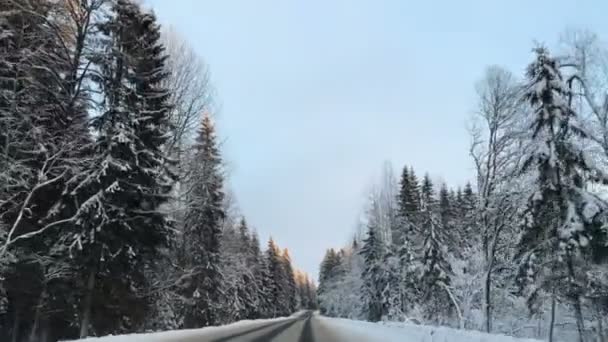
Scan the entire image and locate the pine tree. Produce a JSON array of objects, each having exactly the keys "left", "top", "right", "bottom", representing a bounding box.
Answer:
[
  {"left": 281, "top": 249, "right": 298, "bottom": 314},
  {"left": 264, "top": 238, "right": 286, "bottom": 317},
  {"left": 407, "top": 167, "right": 422, "bottom": 216},
  {"left": 249, "top": 231, "right": 265, "bottom": 318},
  {"left": 231, "top": 218, "right": 259, "bottom": 320},
  {"left": 176, "top": 113, "right": 225, "bottom": 328},
  {"left": 396, "top": 166, "right": 421, "bottom": 243},
  {"left": 394, "top": 166, "right": 411, "bottom": 245},
  {"left": 305, "top": 276, "right": 318, "bottom": 310},
  {"left": 50, "top": 0, "right": 177, "bottom": 336},
  {"left": 318, "top": 247, "right": 347, "bottom": 315},
  {"left": 516, "top": 47, "right": 608, "bottom": 339},
  {"left": 393, "top": 166, "right": 422, "bottom": 317},
  {"left": 0, "top": 0, "right": 104, "bottom": 339},
  {"left": 460, "top": 182, "right": 477, "bottom": 247},
  {"left": 219, "top": 222, "right": 253, "bottom": 324},
  {"left": 238, "top": 217, "right": 250, "bottom": 248},
  {"left": 381, "top": 247, "right": 402, "bottom": 320},
  {"left": 359, "top": 224, "right": 387, "bottom": 322},
  {"left": 439, "top": 183, "right": 452, "bottom": 231},
  {"left": 417, "top": 175, "right": 454, "bottom": 323}
]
